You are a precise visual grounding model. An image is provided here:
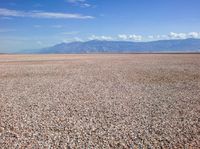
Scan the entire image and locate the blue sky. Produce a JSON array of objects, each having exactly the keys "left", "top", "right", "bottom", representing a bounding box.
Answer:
[{"left": 0, "top": 0, "right": 200, "bottom": 52}]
